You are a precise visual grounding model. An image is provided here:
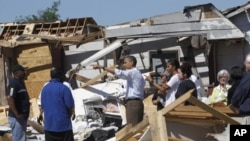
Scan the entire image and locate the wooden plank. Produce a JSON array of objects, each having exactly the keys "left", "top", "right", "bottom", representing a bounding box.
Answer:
[
  {"left": 173, "top": 106, "right": 239, "bottom": 116},
  {"left": 27, "top": 120, "right": 44, "bottom": 134},
  {"left": 25, "top": 68, "right": 51, "bottom": 81},
  {"left": 0, "top": 50, "right": 7, "bottom": 106},
  {"left": 174, "top": 106, "right": 206, "bottom": 112},
  {"left": 156, "top": 89, "right": 194, "bottom": 141},
  {"left": 25, "top": 81, "right": 48, "bottom": 99},
  {"left": 168, "top": 137, "right": 185, "bottom": 141},
  {"left": 143, "top": 94, "right": 157, "bottom": 116},
  {"left": 188, "top": 96, "right": 241, "bottom": 125},
  {"left": 115, "top": 124, "right": 133, "bottom": 141},
  {"left": 115, "top": 118, "right": 149, "bottom": 141},
  {"left": 0, "top": 106, "right": 9, "bottom": 117},
  {"left": 15, "top": 44, "right": 52, "bottom": 99},
  {"left": 74, "top": 73, "right": 91, "bottom": 82},
  {"left": 80, "top": 65, "right": 117, "bottom": 88},
  {"left": 148, "top": 111, "right": 161, "bottom": 141},
  {"left": 167, "top": 111, "right": 213, "bottom": 117},
  {"left": 22, "top": 33, "right": 103, "bottom": 44},
  {"left": 15, "top": 44, "right": 50, "bottom": 57},
  {"left": 161, "top": 89, "right": 194, "bottom": 116},
  {"left": 17, "top": 57, "right": 52, "bottom": 70},
  {"left": 0, "top": 134, "right": 12, "bottom": 141},
  {"left": 81, "top": 71, "right": 108, "bottom": 88},
  {"left": 0, "top": 39, "right": 44, "bottom": 48},
  {"left": 157, "top": 113, "right": 169, "bottom": 141},
  {"left": 165, "top": 117, "right": 226, "bottom": 125},
  {"left": 215, "top": 107, "right": 240, "bottom": 116},
  {"left": 126, "top": 137, "right": 138, "bottom": 141},
  {"left": 0, "top": 117, "right": 8, "bottom": 125}
]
